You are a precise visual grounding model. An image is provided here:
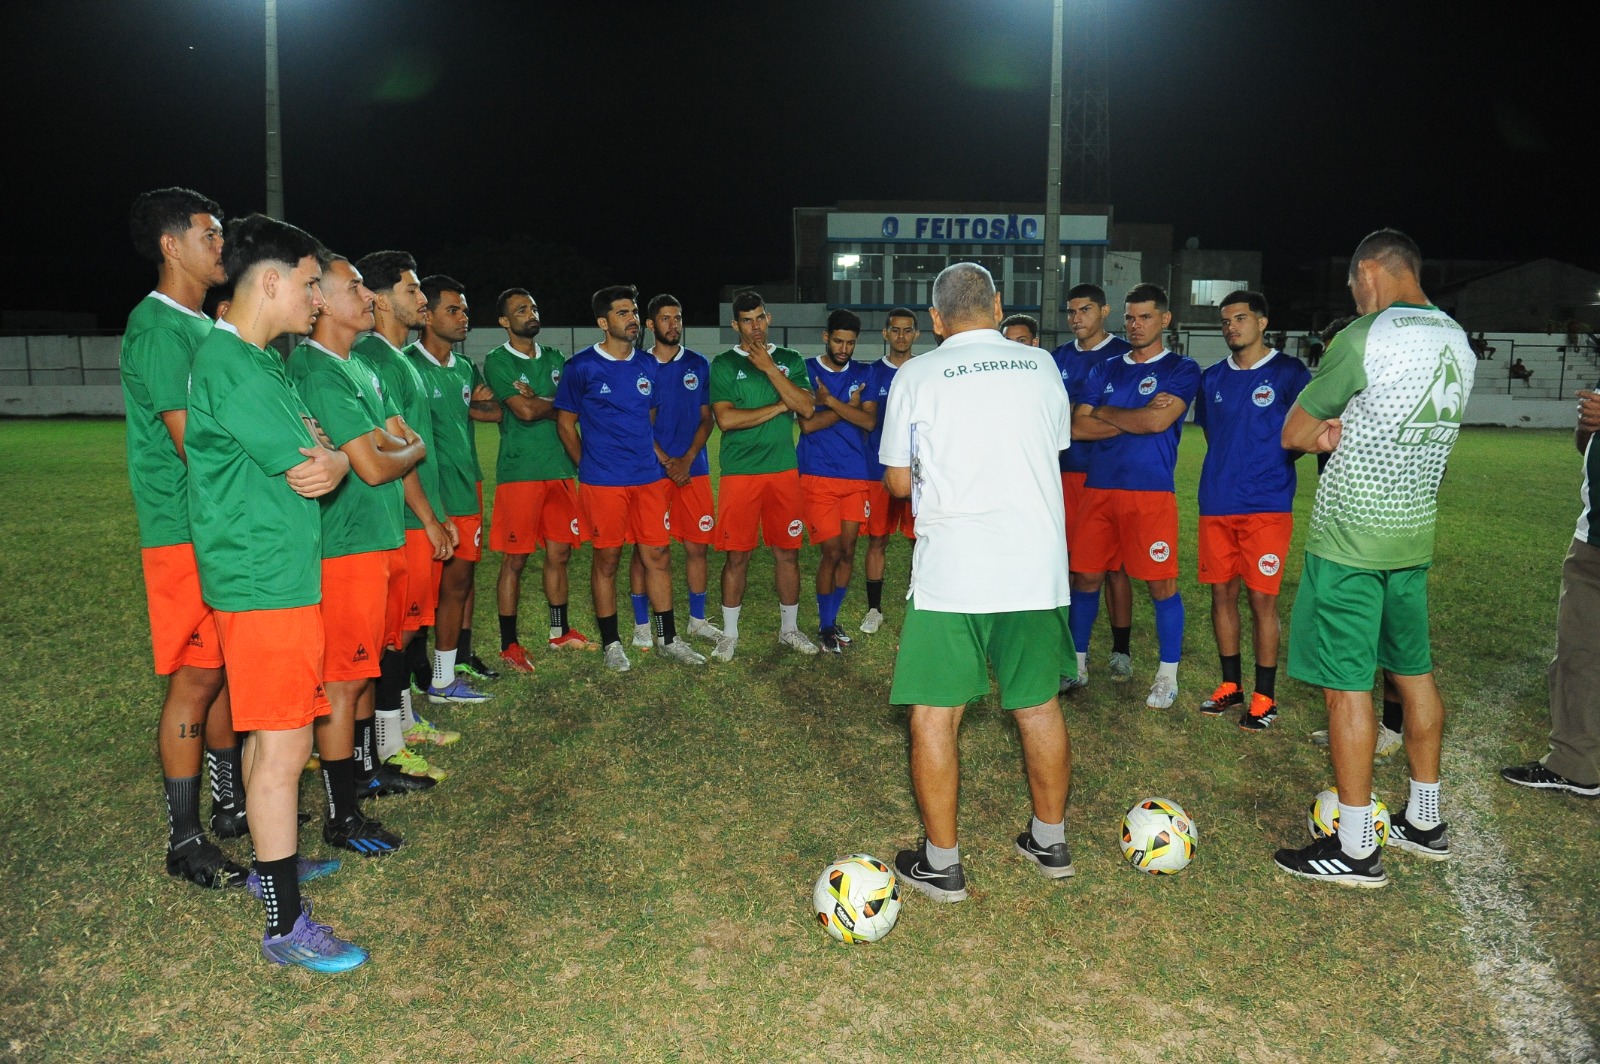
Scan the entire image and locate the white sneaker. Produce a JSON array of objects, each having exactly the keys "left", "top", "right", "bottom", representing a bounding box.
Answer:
[
  {"left": 685, "top": 616, "right": 723, "bottom": 642},
  {"left": 603, "top": 642, "right": 631, "bottom": 673},
  {"left": 779, "top": 628, "right": 819, "bottom": 655},
  {"left": 859, "top": 608, "right": 884, "bottom": 634},
  {"left": 711, "top": 634, "right": 738, "bottom": 663},
  {"left": 1146, "top": 675, "right": 1177, "bottom": 709},
  {"left": 631, "top": 623, "right": 654, "bottom": 650},
  {"left": 656, "top": 636, "right": 707, "bottom": 665}
]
